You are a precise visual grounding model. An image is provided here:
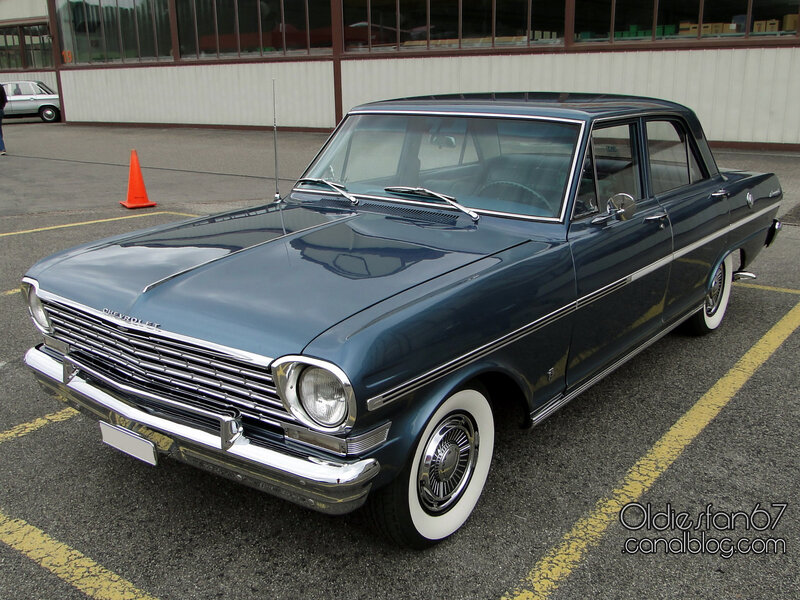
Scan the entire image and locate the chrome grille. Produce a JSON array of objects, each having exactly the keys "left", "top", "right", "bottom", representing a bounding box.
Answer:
[{"left": 43, "top": 300, "right": 295, "bottom": 428}]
